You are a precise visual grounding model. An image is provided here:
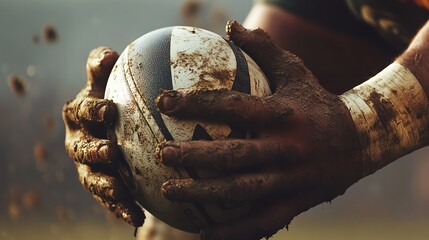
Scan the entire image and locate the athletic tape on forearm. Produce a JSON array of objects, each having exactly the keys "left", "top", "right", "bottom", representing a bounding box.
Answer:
[{"left": 340, "top": 62, "right": 429, "bottom": 176}]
